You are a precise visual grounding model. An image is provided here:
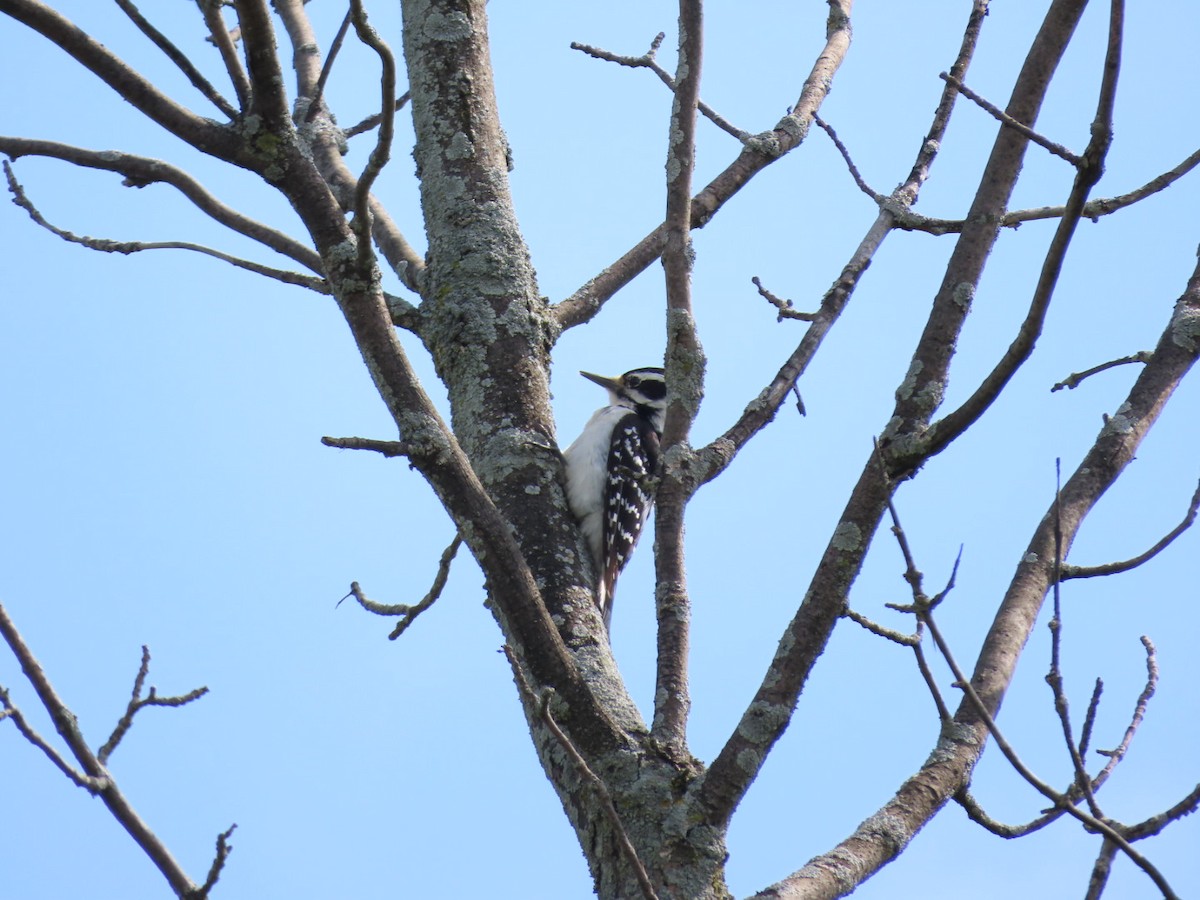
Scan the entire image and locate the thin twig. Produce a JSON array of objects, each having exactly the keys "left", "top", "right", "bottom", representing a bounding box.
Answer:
[
  {"left": 348, "top": 0, "right": 398, "bottom": 272},
  {"left": 842, "top": 607, "right": 917, "bottom": 646},
  {"left": 0, "top": 602, "right": 202, "bottom": 895},
  {"left": 1046, "top": 459, "right": 1102, "bottom": 816},
  {"left": 941, "top": 72, "right": 1082, "bottom": 166},
  {"left": 389, "top": 535, "right": 462, "bottom": 639},
  {"left": 1124, "top": 783, "right": 1200, "bottom": 841},
  {"left": 751, "top": 276, "right": 818, "bottom": 322},
  {"left": 876, "top": 456, "right": 930, "bottom": 612},
  {"left": 5, "top": 166, "right": 326, "bottom": 290},
  {"left": 0, "top": 685, "right": 103, "bottom": 791},
  {"left": 1093, "top": 637, "right": 1157, "bottom": 775},
  {"left": 1062, "top": 478, "right": 1200, "bottom": 579},
  {"left": 871, "top": 453, "right": 960, "bottom": 726},
  {"left": 98, "top": 646, "right": 209, "bottom": 765},
  {"left": 320, "top": 435, "right": 407, "bottom": 457},
  {"left": 925, "top": 610, "right": 1178, "bottom": 898},
  {"left": 895, "top": 146, "right": 1200, "bottom": 236},
  {"left": 198, "top": 824, "right": 238, "bottom": 898},
  {"left": 1084, "top": 838, "right": 1119, "bottom": 900},
  {"left": 911, "top": 624, "right": 954, "bottom": 727},
  {"left": 344, "top": 92, "right": 412, "bottom": 139},
  {"left": 337, "top": 537, "right": 461, "bottom": 638},
  {"left": 955, "top": 787, "right": 1064, "bottom": 838},
  {"left": 539, "top": 694, "right": 660, "bottom": 900},
  {"left": 501, "top": 647, "right": 660, "bottom": 900},
  {"left": 303, "top": 10, "right": 353, "bottom": 123},
  {"left": 1052, "top": 351, "right": 1152, "bottom": 391},
  {"left": 925, "top": 0, "right": 1124, "bottom": 457},
  {"left": 791, "top": 384, "right": 806, "bottom": 416},
  {"left": 1079, "top": 677, "right": 1103, "bottom": 759},
  {"left": 0, "top": 146, "right": 324, "bottom": 273},
  {"left": 571, "top": 34, "right": 749, "bottom": 142},
  {"left": 198, "top": 0, "right": 251, "bottom": 110},
  {"left": 813, "top": 113, "right": 885, "bottom": 202},
  {"left": 6, "top": 166, "right": 327, "bottom": 289},
  {"left": 116, "top": 0, "right": 239, "bottom": 119},
  {"left": 553, "top": 1, "right": 852, "bottom": 331},
  {"left": 339, "top": 582, "right": 409, "bottom": 616},
  {"left": 844, "top": 606, "right": 952, "bottom": 725}
]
